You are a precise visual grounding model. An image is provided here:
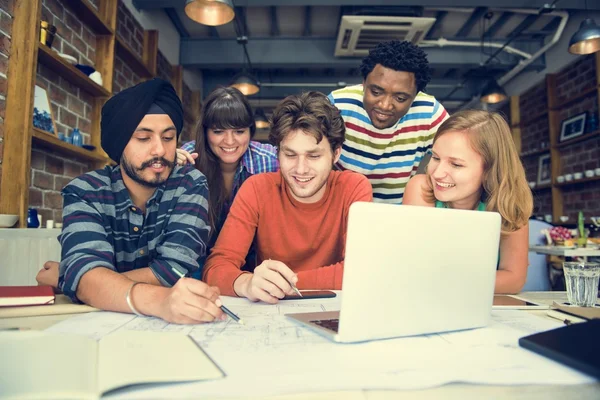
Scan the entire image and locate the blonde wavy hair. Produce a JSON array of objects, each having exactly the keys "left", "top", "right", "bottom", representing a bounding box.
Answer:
[{"left": 423, "top": 109, "right": 533, "bottom": 233}]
